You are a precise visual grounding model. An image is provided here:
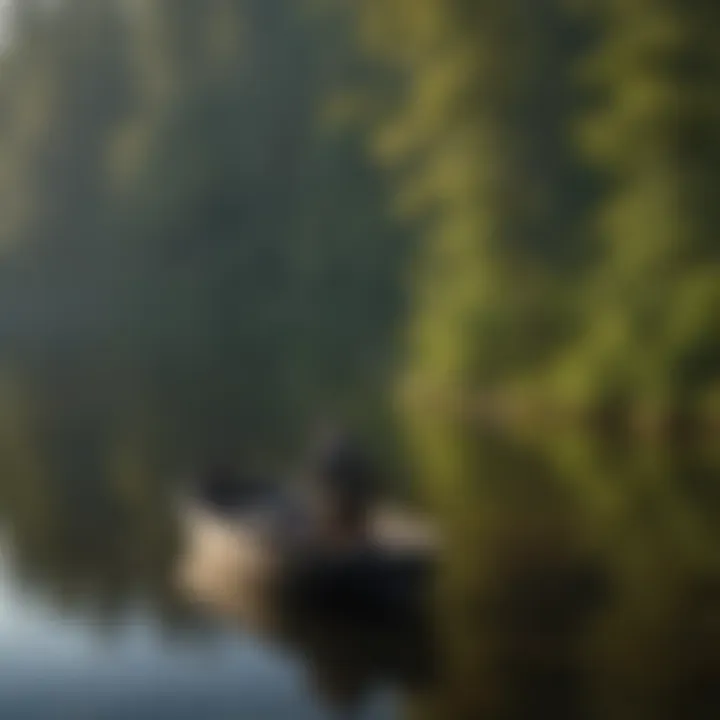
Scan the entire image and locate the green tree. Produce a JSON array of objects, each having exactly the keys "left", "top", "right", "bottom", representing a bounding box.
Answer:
[
  {"left": 0, "top": 0, "right": 132, "bottom": 340},
  {"left": 0, "top": 0, "right": 408, "bottom": 435},
  {"left": 352, "top": 0, "right": 590, "bottom": 408},
  {"left": 549, "top": 0, "right": 720, "bottom": 423}
]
